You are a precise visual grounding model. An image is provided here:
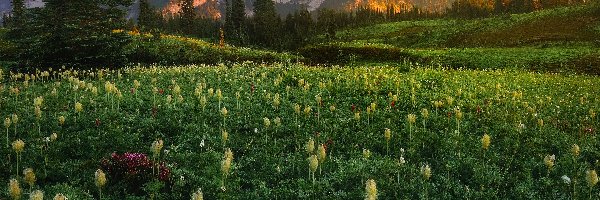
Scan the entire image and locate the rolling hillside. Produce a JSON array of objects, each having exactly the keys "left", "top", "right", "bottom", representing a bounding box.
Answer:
[{"left": 303, "top": 3, "right": 600, "bottom": 74}]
